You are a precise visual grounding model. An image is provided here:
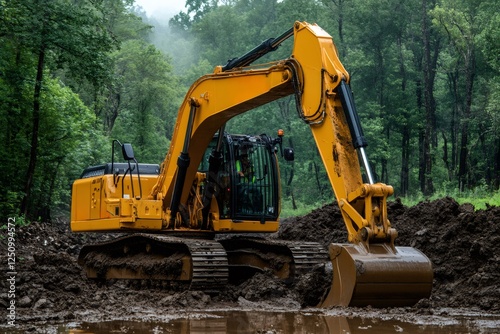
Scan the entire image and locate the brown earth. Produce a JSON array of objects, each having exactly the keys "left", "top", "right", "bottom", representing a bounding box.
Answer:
[
  {"left": 0, "top": 197, "right": 499, "bottom": 328},
  {"left": 278, "top": 197, "right": 500, "bottom": 311}
]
